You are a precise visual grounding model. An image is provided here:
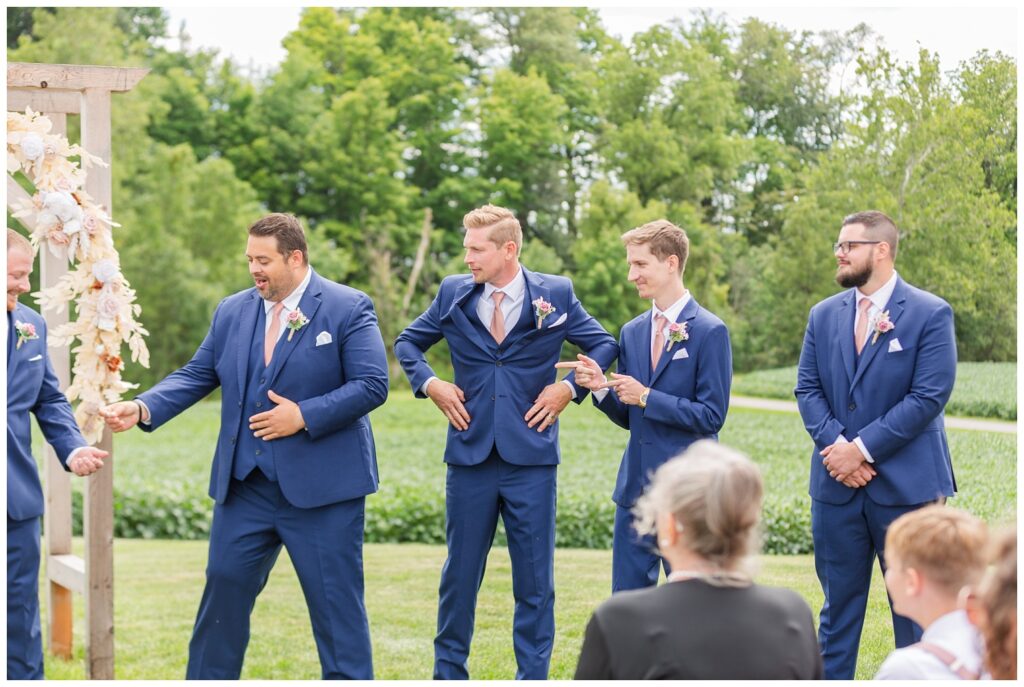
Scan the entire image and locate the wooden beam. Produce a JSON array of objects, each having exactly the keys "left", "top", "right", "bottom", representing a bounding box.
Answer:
[
  {"left": 84, "top": 430, "right": 115, "bottom": 680},
  {"left": 8, "top": 62, "right": 148, "bottom": 92},
  {"left": 37, "top": 111, "right": 78, "bottom": 663},
  {"left": 7, "top": 88, "right": 81, "bottom": 114},
  {"left": 6, "top": 175, "right": 34, "bottom": 218},
  {"left": 80, "top": 89, "right": 116, "bottom": 679},
  {"left": 48, "top": 555, "right": 86, "bottom": 595}
]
